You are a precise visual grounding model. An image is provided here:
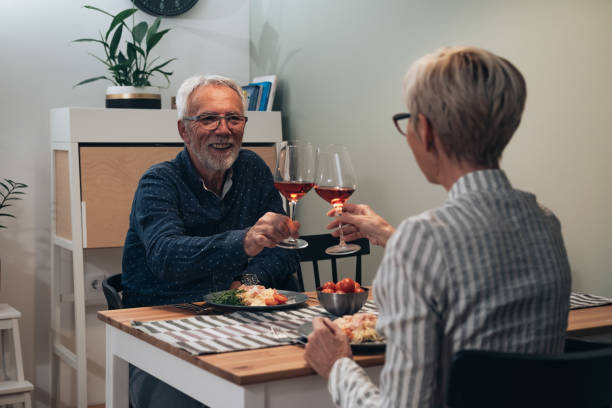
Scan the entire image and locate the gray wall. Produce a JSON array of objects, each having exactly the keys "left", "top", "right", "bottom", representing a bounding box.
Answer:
[
  {"left": 250, "top": 0, "right": 612, "bottom": 294},
  {"left": 0, "top": 0, "right": 249, "bottom": 406}
]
